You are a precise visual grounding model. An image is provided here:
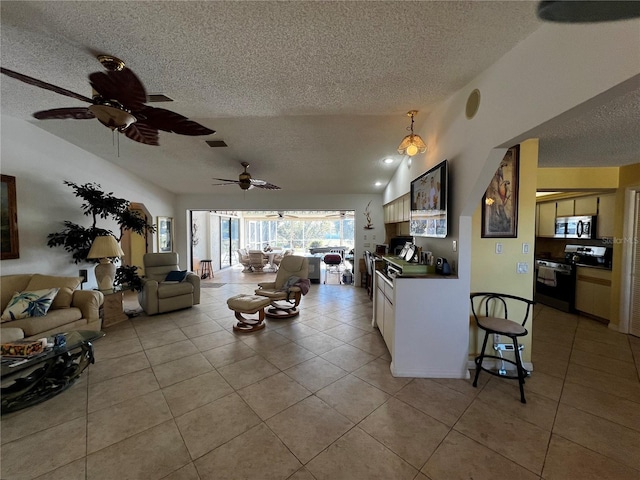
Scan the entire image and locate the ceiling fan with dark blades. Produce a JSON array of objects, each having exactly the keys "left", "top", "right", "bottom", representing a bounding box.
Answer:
[
  {"left": 212, "top": 162, "right": 281, "bottom": 191},
  {"left": 0, "top": 55, "right": 215, "bottom": 146}
]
